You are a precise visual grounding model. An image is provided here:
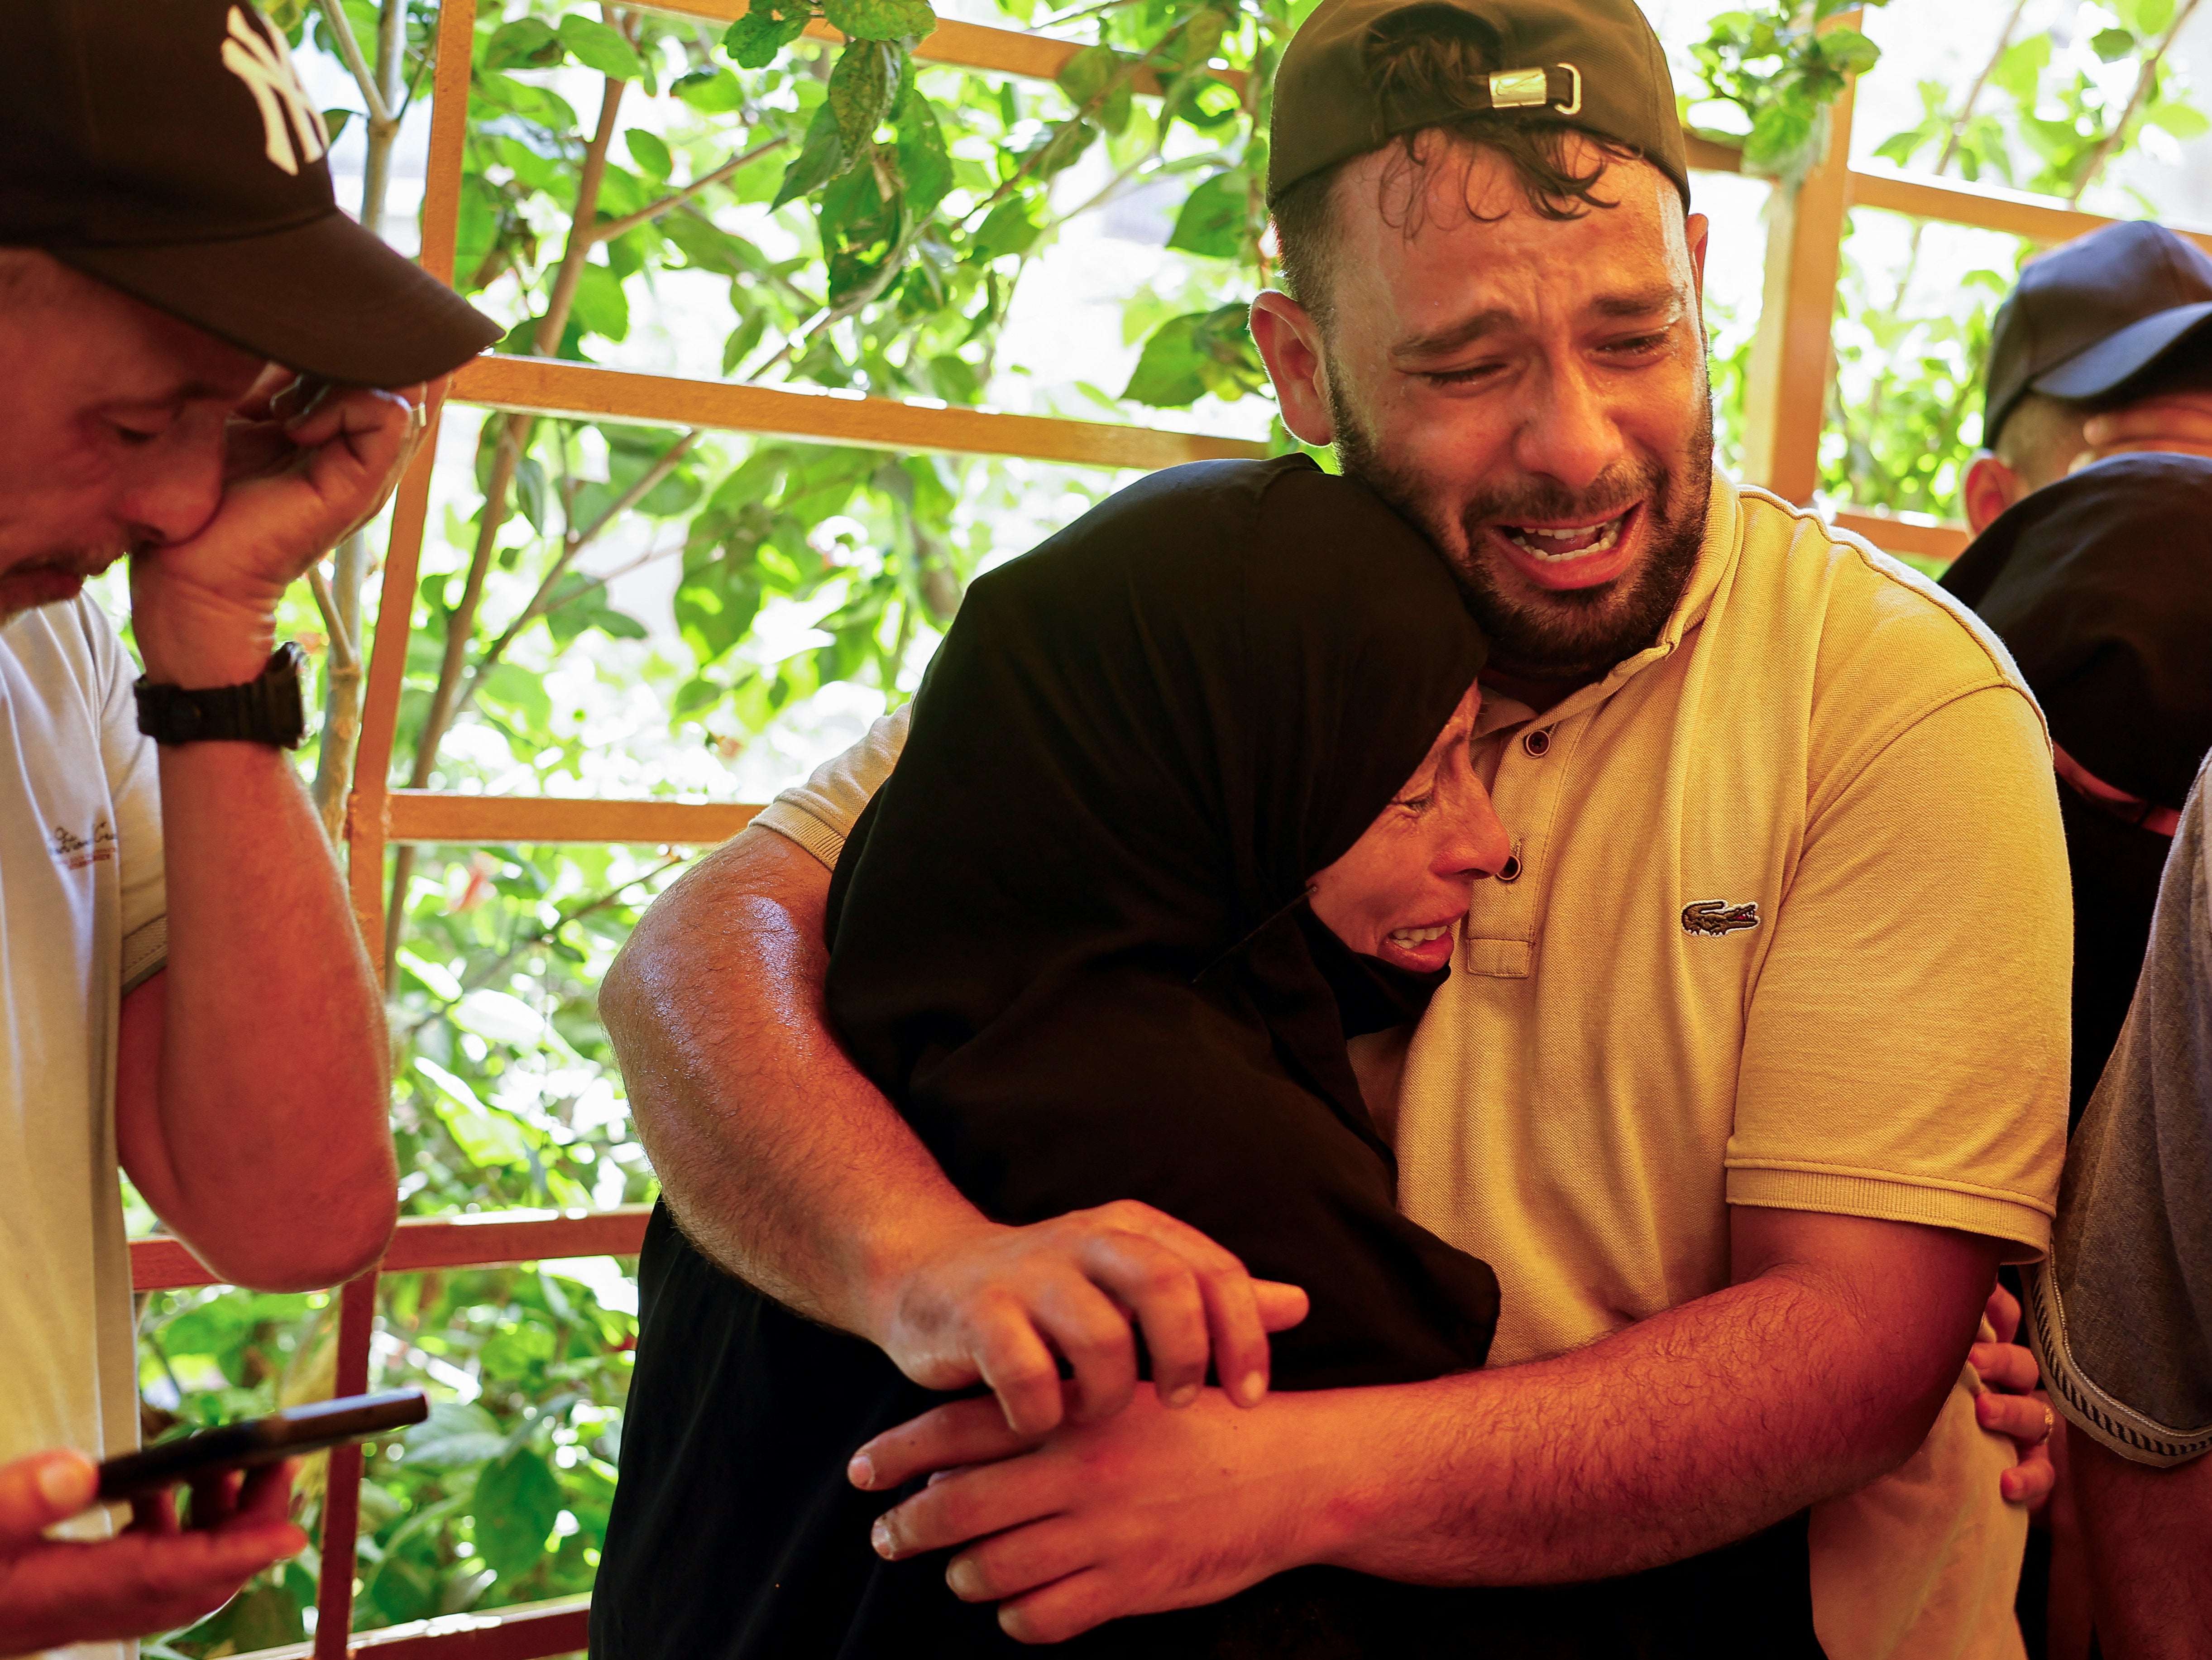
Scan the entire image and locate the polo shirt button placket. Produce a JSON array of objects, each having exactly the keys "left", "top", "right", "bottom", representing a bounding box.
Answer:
[
  {"left": 1522, "top": 727, "right": 1552, "bottom": 758},
  {"left": 1496, "top": 850, "right": 1523, "bottom": 883}
]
